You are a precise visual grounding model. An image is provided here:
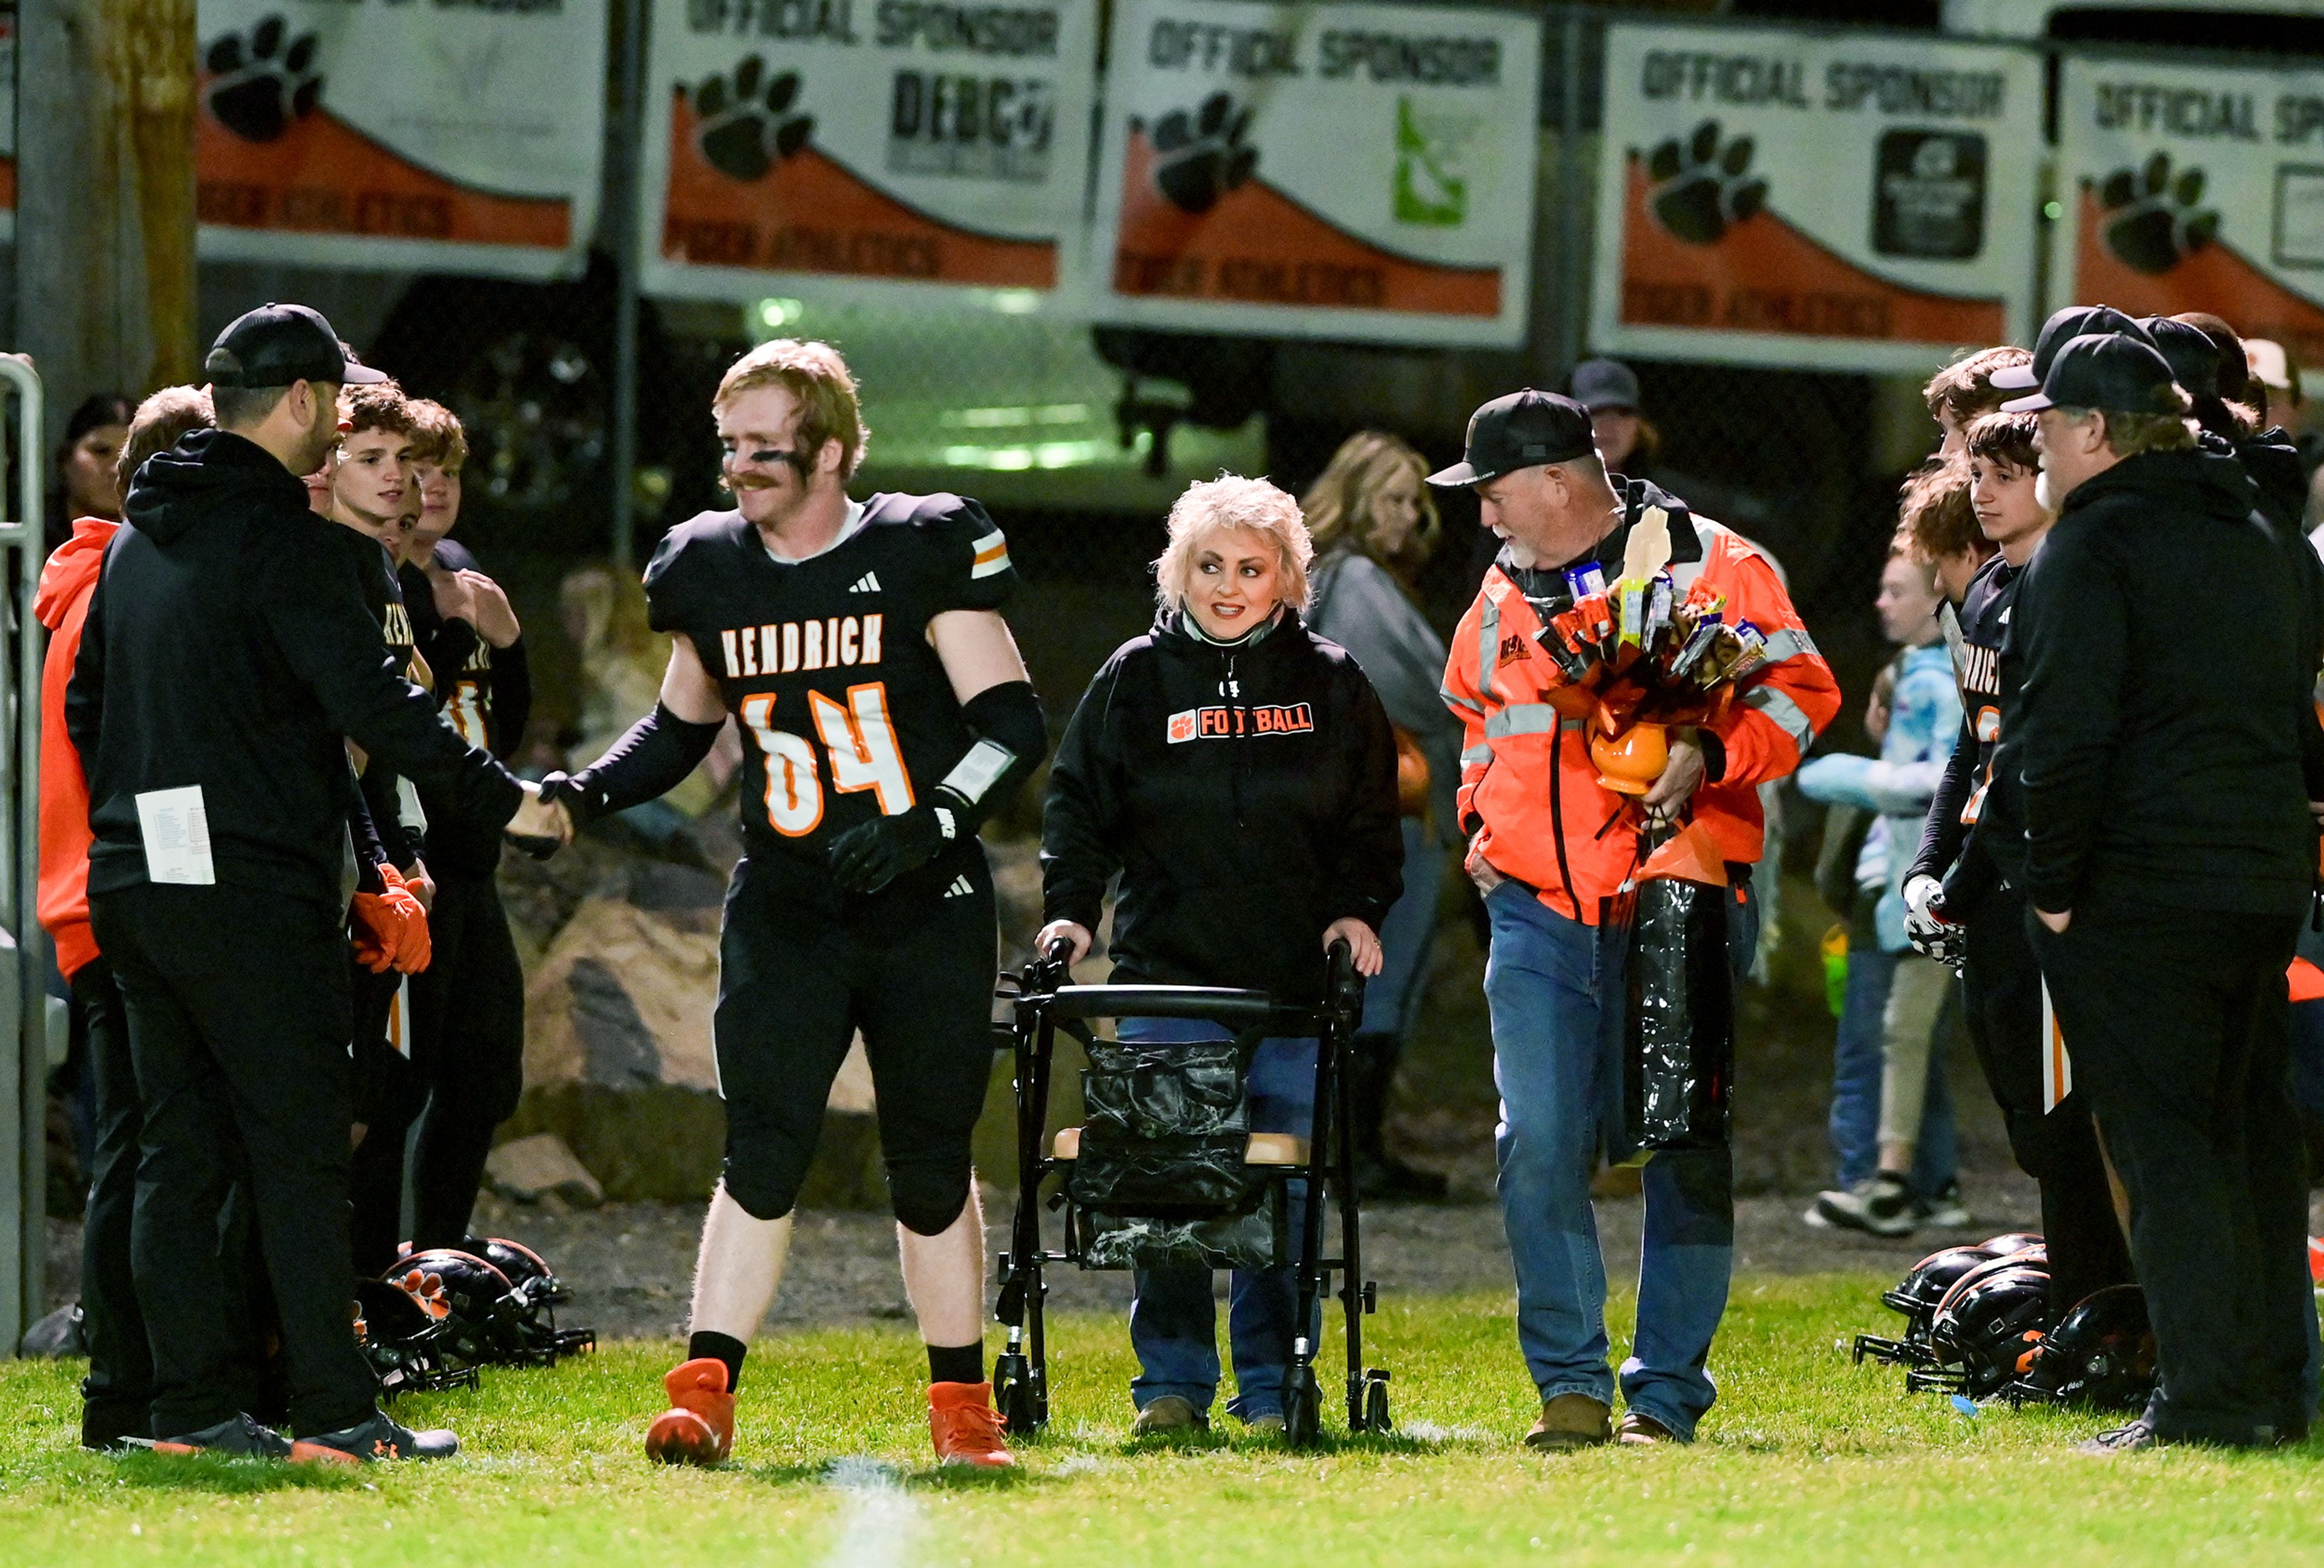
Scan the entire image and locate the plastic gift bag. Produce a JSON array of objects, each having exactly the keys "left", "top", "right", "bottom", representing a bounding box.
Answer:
[
  {"left": 1600, "top": 821, "right": 1736, "bottom": 1166},
  {"left": 1068, "top": 1038, "right": 1258, "bottom": 1217}
]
